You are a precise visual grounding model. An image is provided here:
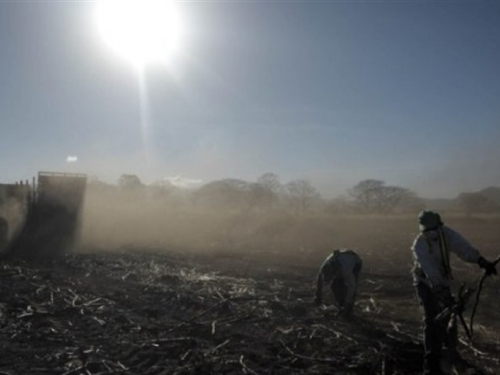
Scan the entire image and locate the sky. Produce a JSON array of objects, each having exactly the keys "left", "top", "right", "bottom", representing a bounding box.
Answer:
[{"left": 0, "top": 0, "right": 499, "bottom": 199}]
